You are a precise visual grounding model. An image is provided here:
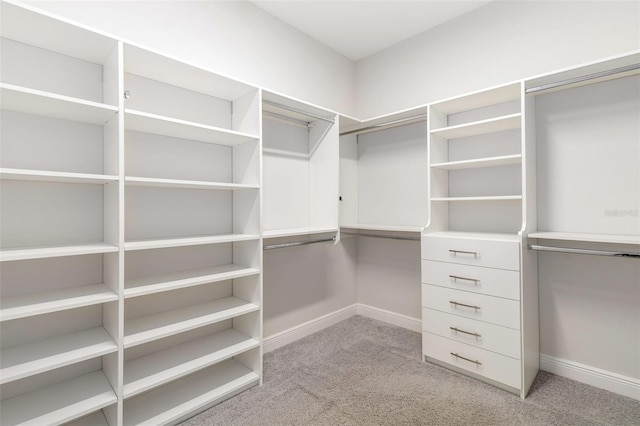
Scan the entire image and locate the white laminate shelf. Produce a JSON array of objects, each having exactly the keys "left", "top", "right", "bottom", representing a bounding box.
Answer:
[
  {"left": 125, "top": 264, "right": 260, "bottom": 298},
  {"left": 431, "top": 195, "right": 523, "bottom": 202},
  {"left": 64, "top": 411, "right": 110, "bottom": 426},
  {"left": 125, "top": 176, "right": 258, "bottom": 191},
  {"left": 0, "top": 243, "right": 119, "bottom": 262},
  {"left": 431, "top": 83, "right": 521, "bottom": 115},
  {"left": 123, "top": 358, "right": 259, "bottom": 426},
  {"left": 0, "top": 83, "right": 118, "bottom": 125},
  {"left": 124, "top": 234, "right": 260, "bottom": 251},
  {"left": 431, "top": 154, "right": 522, "bottom": 171},
  {"left": 0, "top": 168, "right": 118, "bottom": 184},
  {"left": 425, "top": 231, "right": 521, "bottom": 242},
  {"left": 0, "top": 370, "right": 117, "bottom": 426},
  {"left": 0, "top": 327, "right": 118, "bottom": 385},
  {"left": 0, "top": 284, "right": 118, "bottom": 322},
  {"left": 123, "top": 297, "right": 259, "bottom": 348},
  {"left": 123, "top": 328, "right": 259, "bottom": 398},
  {"left": 528, "top": 232, "right": 640, "bottom": 245},
  {"left": 430, "top": 113, "right": 521, "bottom": 139},
  {"left": 340, "top": 224, "right": 423, "bottom": 233},
  {"left": 263, "top": 227, "right": 338, "bottom": 239},
  {"left": 125, "top": 109, "right": 258, "bottom": 146}
]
